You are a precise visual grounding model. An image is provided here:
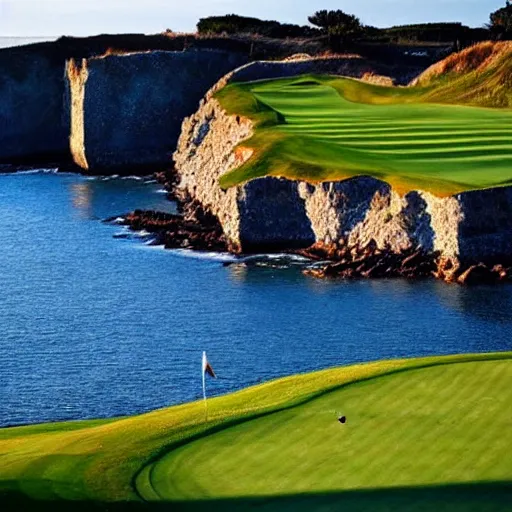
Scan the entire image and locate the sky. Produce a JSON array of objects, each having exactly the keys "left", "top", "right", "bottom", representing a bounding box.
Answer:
[{"left": 0, "top": 0, "right": 506, "bottom": 37}]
